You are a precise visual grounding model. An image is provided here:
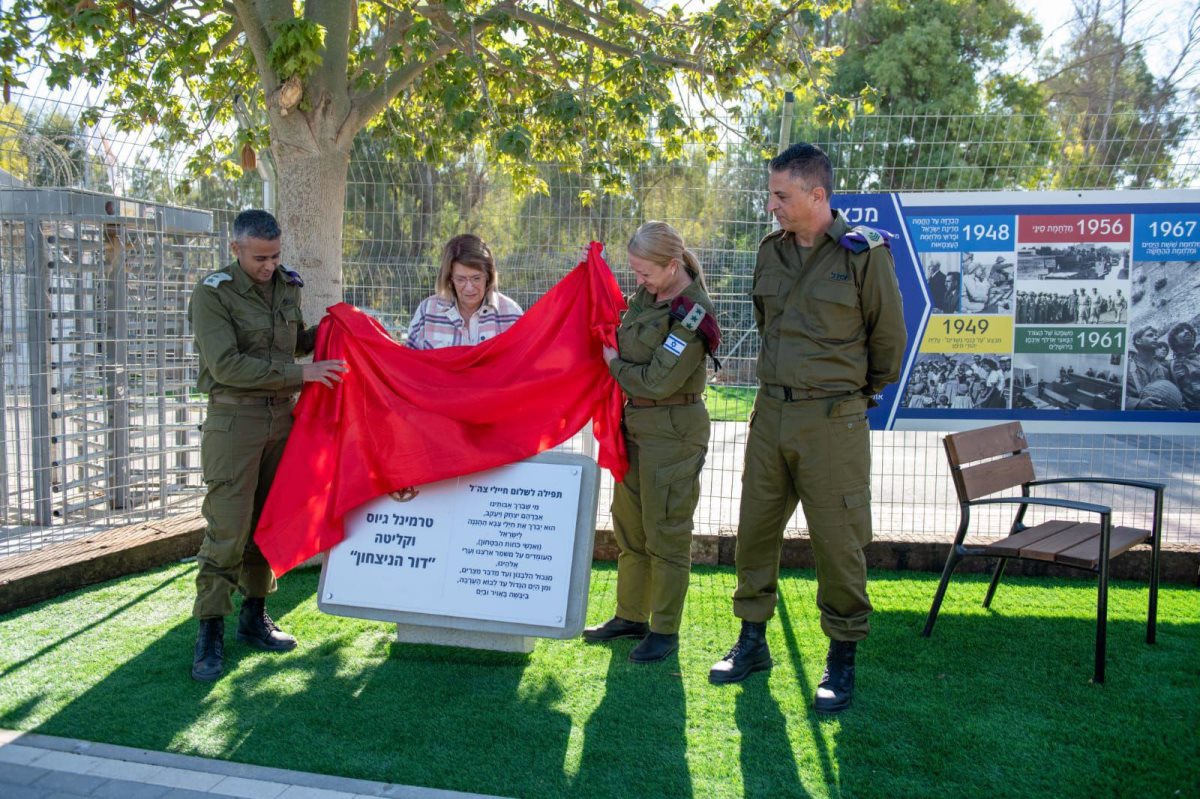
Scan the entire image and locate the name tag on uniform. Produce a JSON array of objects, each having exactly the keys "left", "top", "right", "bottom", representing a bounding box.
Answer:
[{"left": 662, "top": 334, "right": 686, "bottom": 356}]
